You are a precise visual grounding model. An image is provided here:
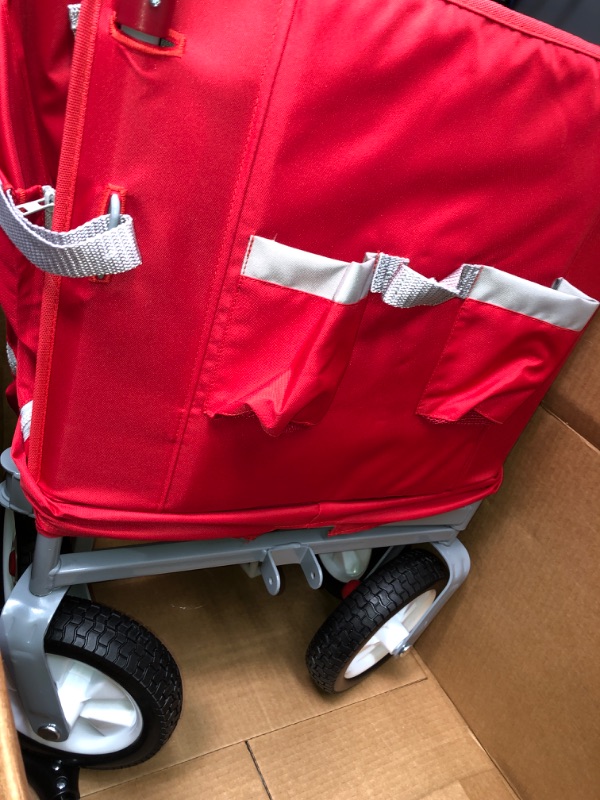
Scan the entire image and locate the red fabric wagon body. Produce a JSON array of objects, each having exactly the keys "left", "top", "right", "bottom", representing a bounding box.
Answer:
[{"left": 0, "top": 0, "right": 599, "bottom": 541}]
